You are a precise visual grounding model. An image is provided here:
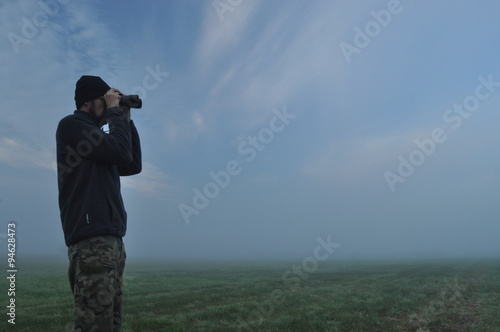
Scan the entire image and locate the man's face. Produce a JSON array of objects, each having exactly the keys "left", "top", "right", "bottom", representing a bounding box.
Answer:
[{"left": 89, "top": 97, "right": 107, "bottom": 119}]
